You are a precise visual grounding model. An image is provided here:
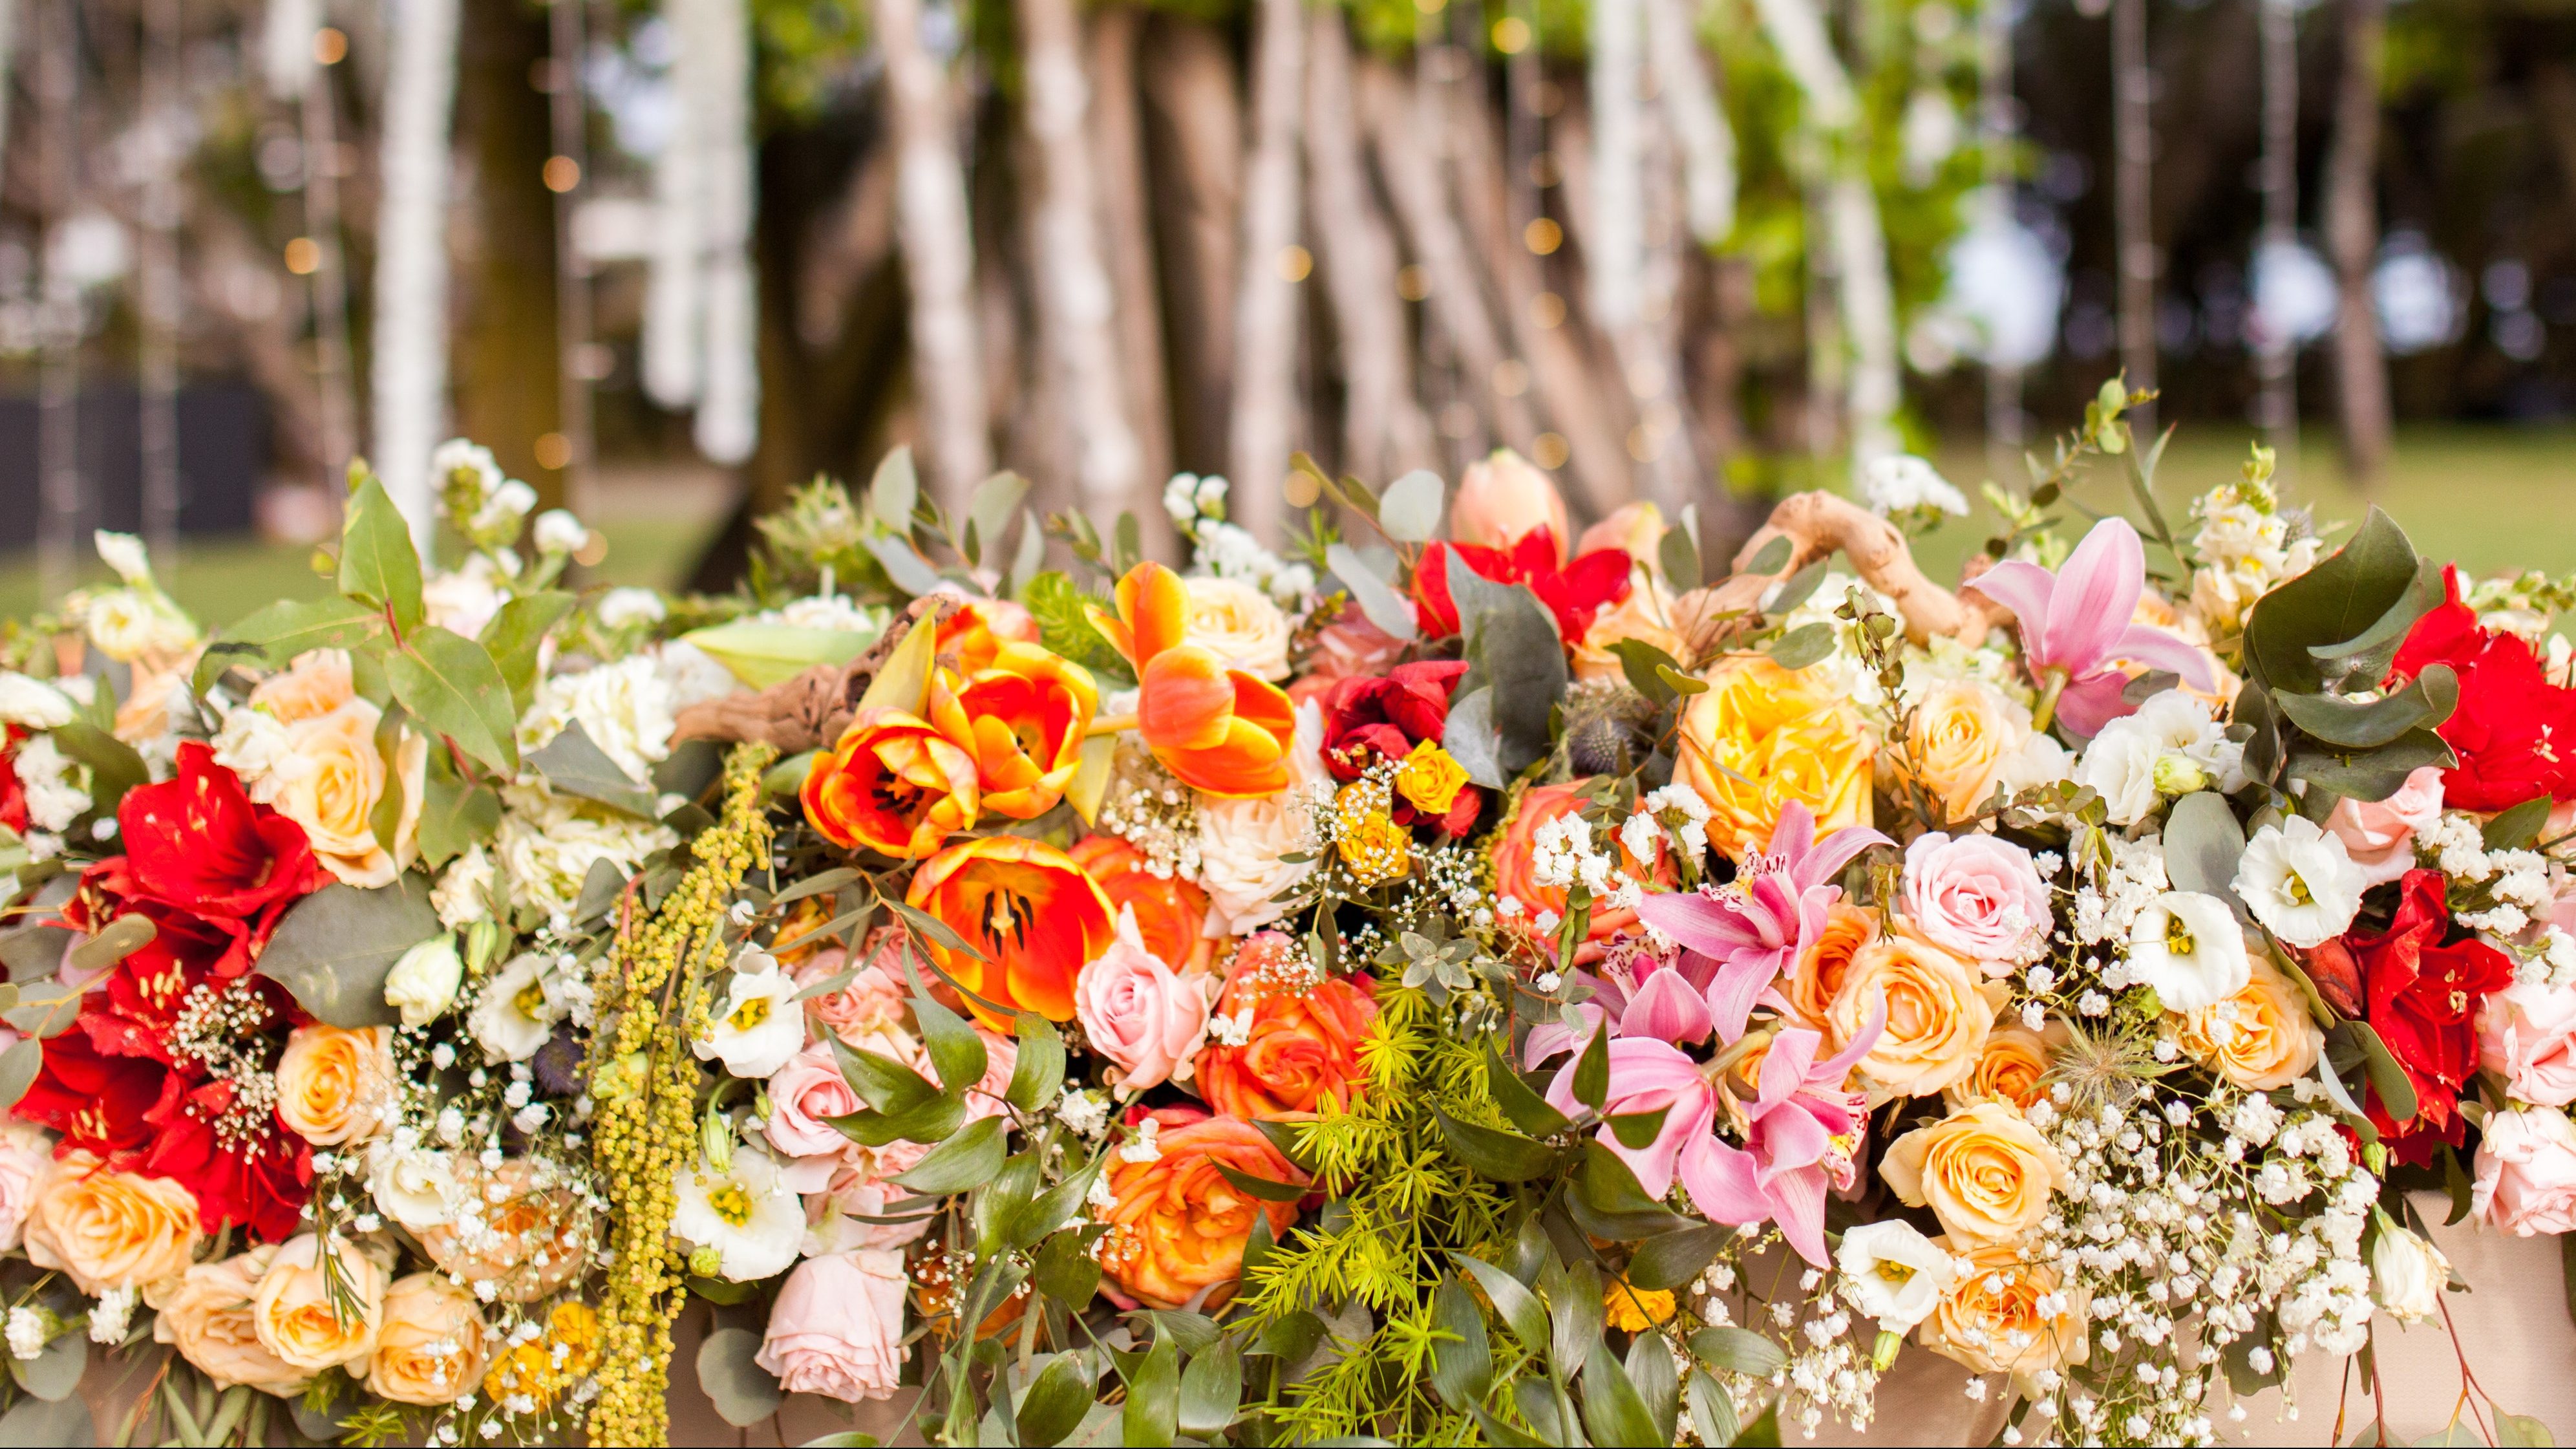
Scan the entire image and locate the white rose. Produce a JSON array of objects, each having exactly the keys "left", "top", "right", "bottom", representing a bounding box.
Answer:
[
  {"left": 10, "top": 738, "right": 88, "bottom": 833},
  {"left": 210, "top": 705, "right": 294, "bottom": 789},
  {"left": 489, "top": 787, "right": 675, "bottom": 922},
  {"left": 431, "top": 845, "right": 497, "bottom": 930},
  {"left": 599, "top": 588, "right": 668, "bottom": 632},
  {"left": 0, "top": 674, "right": 76, "bottom": 730},
  {"left": 2127, "top": 891, "right": 2252, "bottom": 1013},
  {"left": 2234, "top": 815, "right": 2365, "bottom": 949},
  {"left": 2369, "top": 1221, "right": 2448, "bottom": 1324},
  {"left": 384, "top": 937, "right": 465, "bottom": 1028},
  {"left": 518, "top": 656, "right": 676, "bottom": 783},
  {"left": 468, "top": 954, "right": 562, "bottom": 1063},
  {"left": 531, "top": 510, "right": 588, "bottom": 556},
  {"left": 420, "top": 560, "right": 507, "bottom": 640},
  {"left": 1180, "top": 577, "right": 1291, "bottom": 682},
  {"left": 1195, "top": 706, "right": 1327, "bottom": 934},
  {"left": 1835, "top": 1219, "right": 1955, "bottom": 1335},
  {"left": 367, "top": 1144, "right": 462, "bottom": 1232},
  {"left": 694, "top": 953, "right": 804, "bottom": 1079}
]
